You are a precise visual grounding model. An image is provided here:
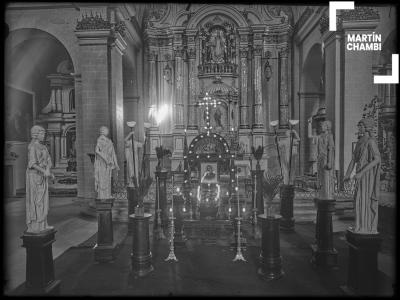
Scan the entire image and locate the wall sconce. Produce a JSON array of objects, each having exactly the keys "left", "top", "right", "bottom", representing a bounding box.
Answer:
[{"left": 264, "top": 60, "right": 272, "bottom": 81}]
